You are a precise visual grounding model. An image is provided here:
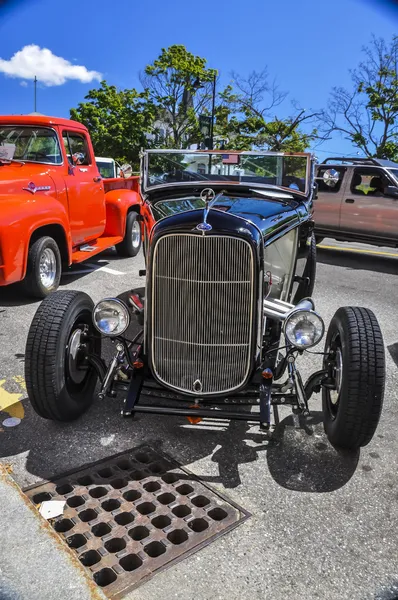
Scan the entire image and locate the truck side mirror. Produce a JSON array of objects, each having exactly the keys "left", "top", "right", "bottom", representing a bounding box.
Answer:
[
  {"left": 384, "top": 185, "right": 398, "bottom": 199},
  {"left": 120, "top": 164, "right": 133, "bottom": 178}
]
